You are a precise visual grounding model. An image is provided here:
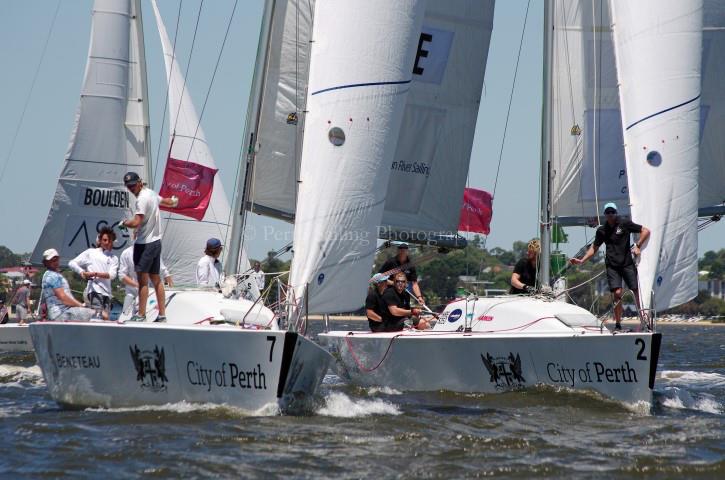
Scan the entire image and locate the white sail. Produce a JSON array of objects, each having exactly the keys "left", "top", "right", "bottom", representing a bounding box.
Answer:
[
  {"left": 289, "top": 0, "right": 426, "bottom": 314},
  {"left": 31, "top": 0, "right": 148, "bottom": 265},
  {"left": 151, "top": 0, "right": 250, "bottom": 286},
  {"left": 551, "top": 0, "right": 725, "bottom": 224},
  {"left": 611, "top": 0, "right": 702, "bottom": 310},
  {"left": 243, "top": 0, "right": 494, "bottom": 242},
  {"left": 380, "top": 0, "right": 495, "bottom": 239}
]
